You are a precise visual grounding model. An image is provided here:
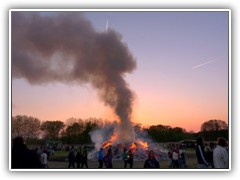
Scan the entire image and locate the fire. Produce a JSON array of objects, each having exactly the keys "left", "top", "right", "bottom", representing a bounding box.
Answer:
[
  {"left": 102, "top": 132, "right": 118, "bottom": 149},
  {"left": 130, "top": 142, "right": 137, "bottom": 149},
  {"left": 129, "top": 142, "right": 137, "bottom": 153},
  {"left": 137, "top": 138, "right": 148, "bottom": 149},
  {"left": 102, "top": 141, "right": 111, "bottom": 149},
  {"left": 109, "top": 133, "right": 117, "bottom": 142}
]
